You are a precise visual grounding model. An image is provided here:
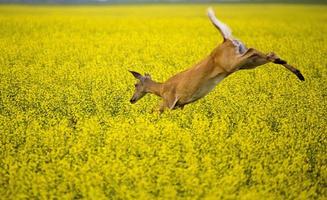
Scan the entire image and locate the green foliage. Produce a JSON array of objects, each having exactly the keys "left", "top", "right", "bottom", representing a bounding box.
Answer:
[{"left": 0, "top": 4, "right": 326, "bottom": 199}]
